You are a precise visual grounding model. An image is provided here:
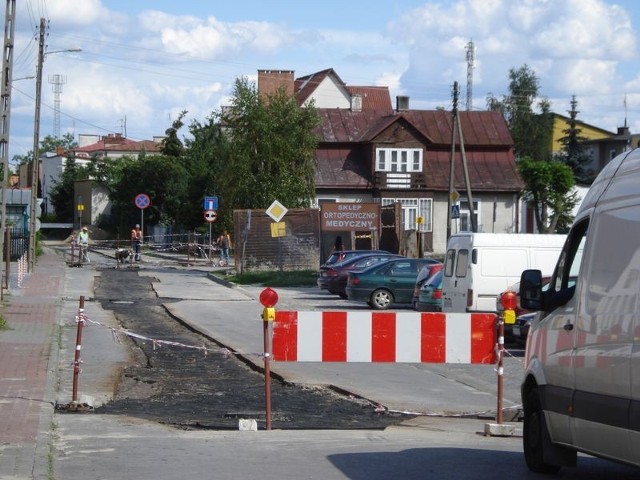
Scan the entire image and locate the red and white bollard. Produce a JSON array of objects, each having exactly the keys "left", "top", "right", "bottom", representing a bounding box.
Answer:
[{"left": 72, "top": 296, "right": 86, "bottom": 403}]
